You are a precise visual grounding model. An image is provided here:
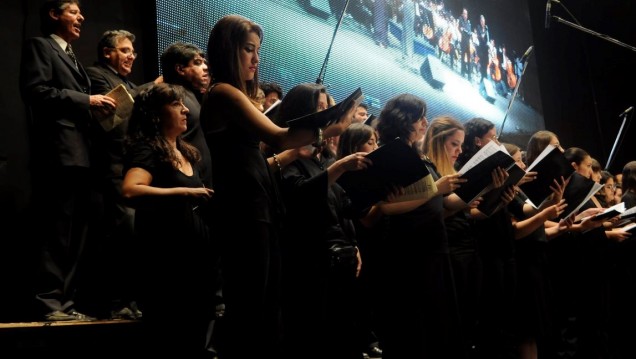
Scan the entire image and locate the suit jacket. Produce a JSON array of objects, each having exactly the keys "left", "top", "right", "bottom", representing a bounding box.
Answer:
[
  {"left": 85, "top": 63, "right": 137, "bottom": 179},
  {"left": 20, "top": 36, "right": 92, "bottom": 168}
]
